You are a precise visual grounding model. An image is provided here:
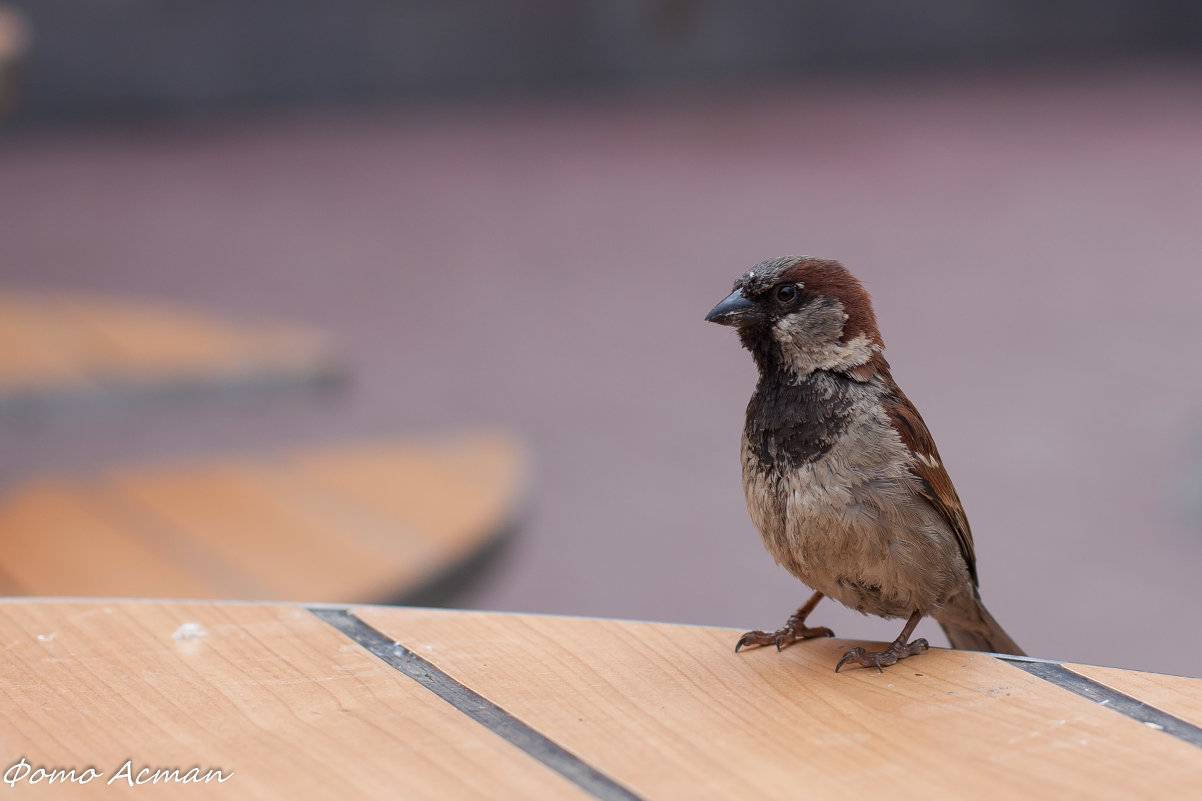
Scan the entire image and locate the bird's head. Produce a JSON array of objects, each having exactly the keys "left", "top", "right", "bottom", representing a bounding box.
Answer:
[{"left": 705, "top": 256, "right": 884, "bottom": 379}]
